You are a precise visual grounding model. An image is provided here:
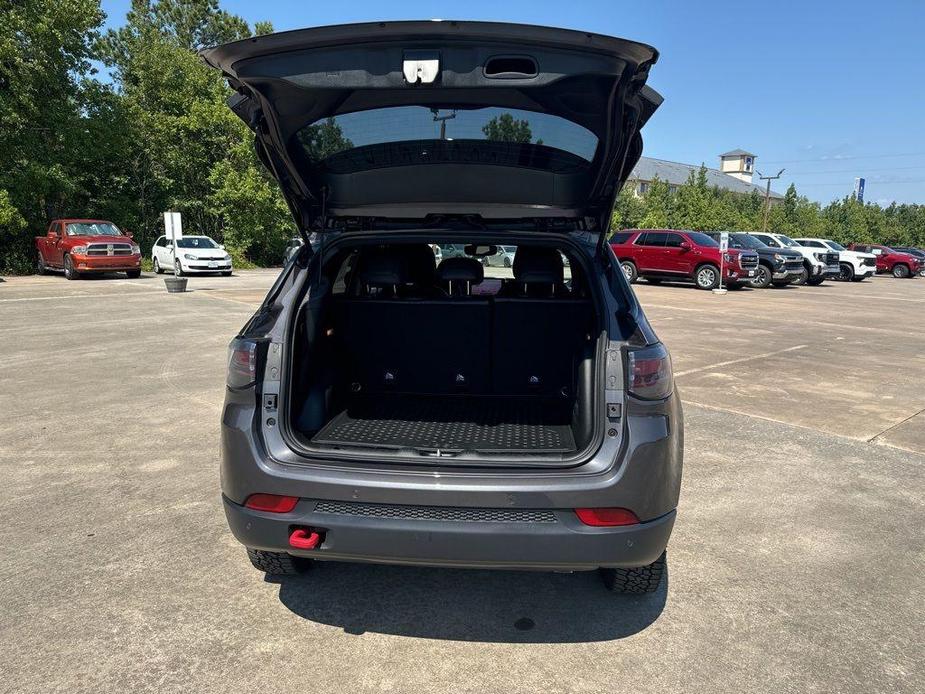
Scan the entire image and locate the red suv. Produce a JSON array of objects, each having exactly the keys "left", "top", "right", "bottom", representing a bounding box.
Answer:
[
  {"left": 610, "top": 229, "right": 760, "bottom": 289},
  {"left": 847, "top": 243, "right": 923, "bottom": 278}
]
